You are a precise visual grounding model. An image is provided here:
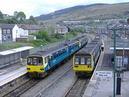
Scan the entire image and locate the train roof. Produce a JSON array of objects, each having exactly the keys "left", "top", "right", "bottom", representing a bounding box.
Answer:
[
  {"left": 29, "top": 35, "right": 87, "bottom": 57},
  {"left": 29, "top": 43, "right": 67, "bottom": 56},
  {"left": 76, "top": 38, "right": 101, "bottom": 55},
  {"left": 77, "top": 44, "right": 99, "bottom": 55},
  {"left": 0, "top": 46, "right": 33, "bottom": 56}
]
